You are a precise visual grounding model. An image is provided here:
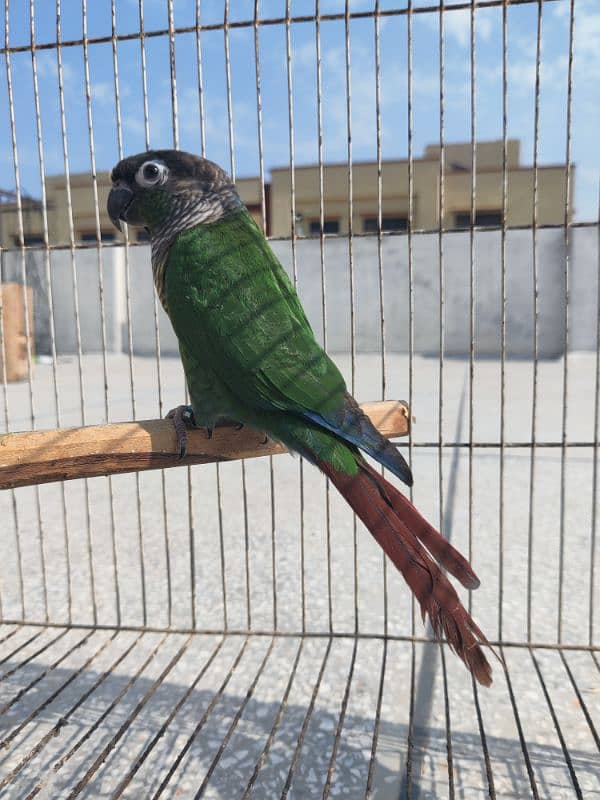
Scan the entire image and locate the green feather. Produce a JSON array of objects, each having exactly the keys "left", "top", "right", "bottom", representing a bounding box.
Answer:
[{"left": 163, "top": 208, "right": 358, "bottom": 474}]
